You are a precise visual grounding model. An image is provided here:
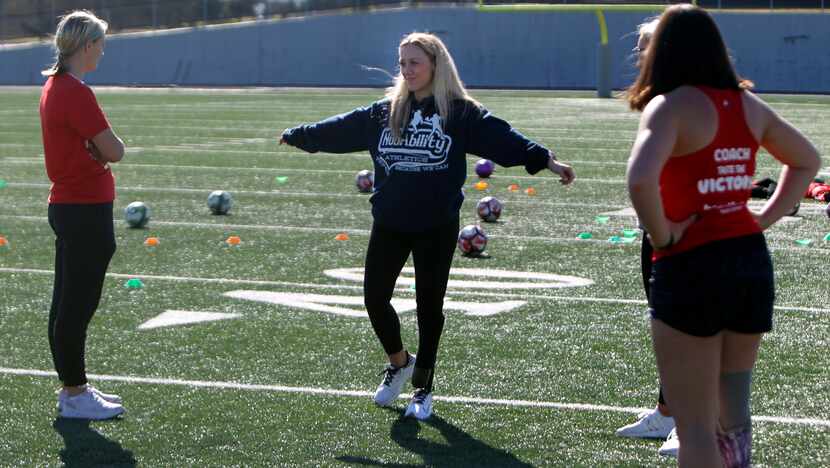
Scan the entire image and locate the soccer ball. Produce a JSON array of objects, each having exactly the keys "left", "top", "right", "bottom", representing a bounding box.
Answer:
[
  {"left": 457, "top": 224, "right": 488, "bottom": 256},
  {"left": 787, "top": 200, "right": 800, "bottom": 217},
  {"left": 124, "top": 201, "right": 150, "bottom": 228},
  {"left": 355, "top": 169, "right": 374, "bottom": 193},
  {"left": 476, "top": 196, "right": 503, "bottom": 222},
  {"left": 475, "top": 159, "right": 495, "bottom": 178},
  {"left": 207, "top": 190, "right": 233, "bottom": 215}
]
